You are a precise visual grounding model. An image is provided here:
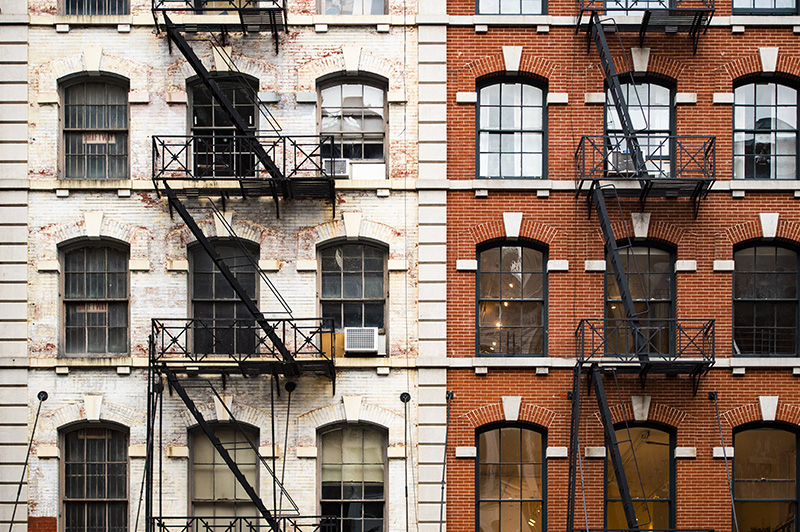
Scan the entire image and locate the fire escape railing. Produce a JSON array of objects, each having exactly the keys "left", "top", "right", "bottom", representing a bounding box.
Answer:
[
  {"left": 580, "top": 0, "right": 713, "bottom": 12},
  {"left": 151, "top": 516, "right": 337, "bottom": 532}
]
